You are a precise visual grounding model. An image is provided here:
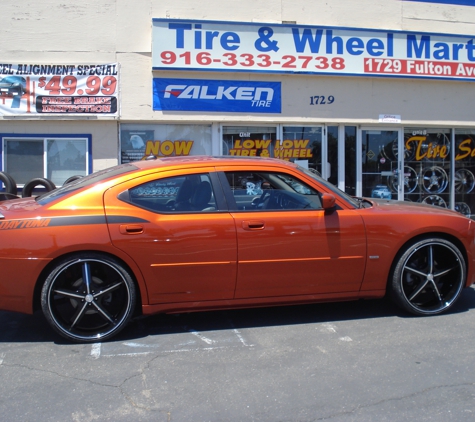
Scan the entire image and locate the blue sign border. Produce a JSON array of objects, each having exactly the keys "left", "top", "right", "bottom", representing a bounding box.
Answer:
[{"left": 153, "top": 78, "right": 282, "bottom": 114}]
